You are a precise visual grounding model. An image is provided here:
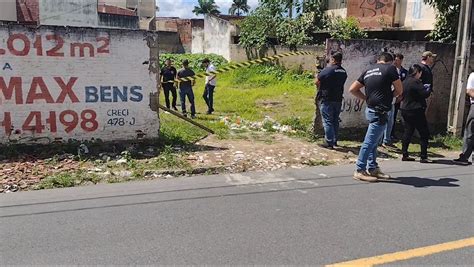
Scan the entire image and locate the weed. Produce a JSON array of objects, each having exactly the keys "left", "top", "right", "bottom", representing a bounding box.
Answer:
[
  {"left": 304, "top": 159, "right": 334, "bottom": 166},
  {"left": 154, "top": 146, "right": 190, "bottom": 169},
  {"left": 37, "top": 173, "right": 76, "bottom": 189}
]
